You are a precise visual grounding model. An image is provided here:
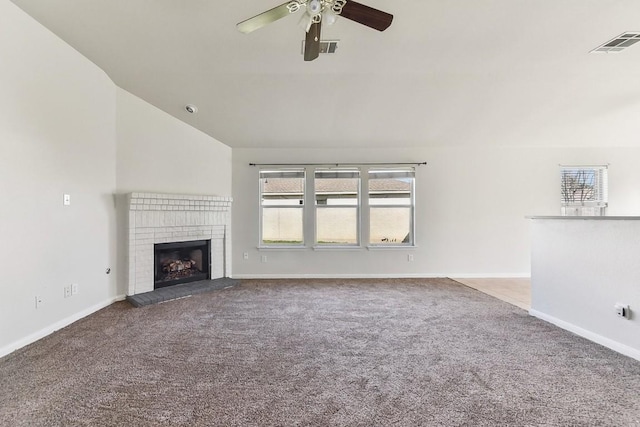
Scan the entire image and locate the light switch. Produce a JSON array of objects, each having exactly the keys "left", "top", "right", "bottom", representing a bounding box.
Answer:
[{"left": 63, "top": 194, "right": 71, "bottom": 206}]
